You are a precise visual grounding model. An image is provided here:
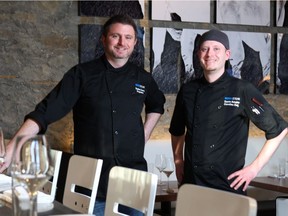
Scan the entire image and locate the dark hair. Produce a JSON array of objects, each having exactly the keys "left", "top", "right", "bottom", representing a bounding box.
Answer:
[{"left": 102, "top": 14, "right": 137, "bottom": 37}]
